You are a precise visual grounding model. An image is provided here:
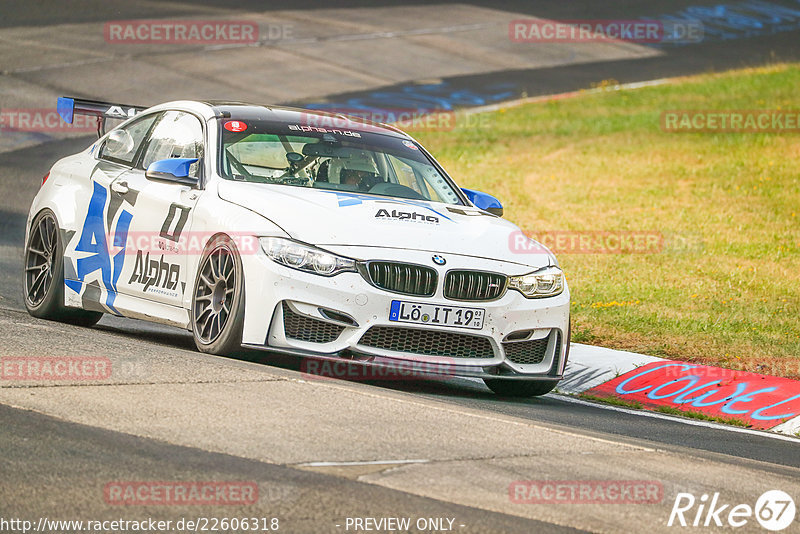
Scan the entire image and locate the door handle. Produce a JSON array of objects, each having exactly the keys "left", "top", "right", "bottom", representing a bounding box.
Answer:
[
  {"left": 111, "top": 181, "right": 129, "bottom": 195},
  {"left": 180, "top": 187, "right": 199, "bottom": 201}
]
